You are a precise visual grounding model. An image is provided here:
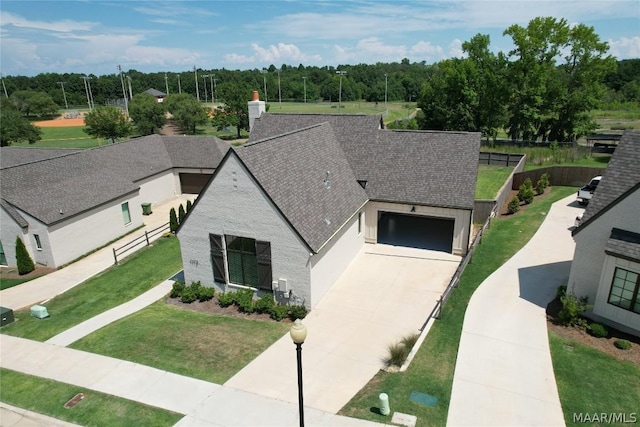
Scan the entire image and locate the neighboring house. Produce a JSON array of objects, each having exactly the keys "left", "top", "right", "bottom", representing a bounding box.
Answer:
[
  {"left": 568, "top": 130, "right": 640, "bottom": 335},
  {"left": 0, "top": 136, "right": 228, "bottom": 268},
  {"left": 178, "top": 112, "right": 480, "bottom": 309},
  {"left": 143, "top": 88, "right": 167, "bottom": 103}
]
